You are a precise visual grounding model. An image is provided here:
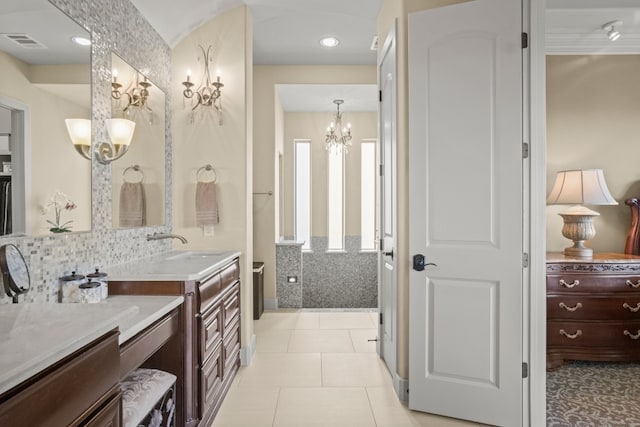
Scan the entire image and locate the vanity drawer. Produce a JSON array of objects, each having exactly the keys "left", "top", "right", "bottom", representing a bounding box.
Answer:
[
  {"left": 548, "top": 320, "right": 640, "bottom": 348},
  {"left": 199, "top": 272, "right": 222, "bottom": 312},
  {"left": 199, "top": 303, "right": 223, "bottom": 362},
  {"left": 220, "top": 259, "right": 240, "bottom": 289},
  {"left": 547, "top": 295, "right": 640, "bottom": 320},
  {"left": 547, "top": 274, "right": 640, "bottom": 293},
  {"left": 222, "top": 317, "right": 241, "bottom": 378},
  {"left": 198, "top": 344, "right": 223, "bottom": 419},
  {"left": 222, "top": 281, "right": 240, "bottom": 333}
]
